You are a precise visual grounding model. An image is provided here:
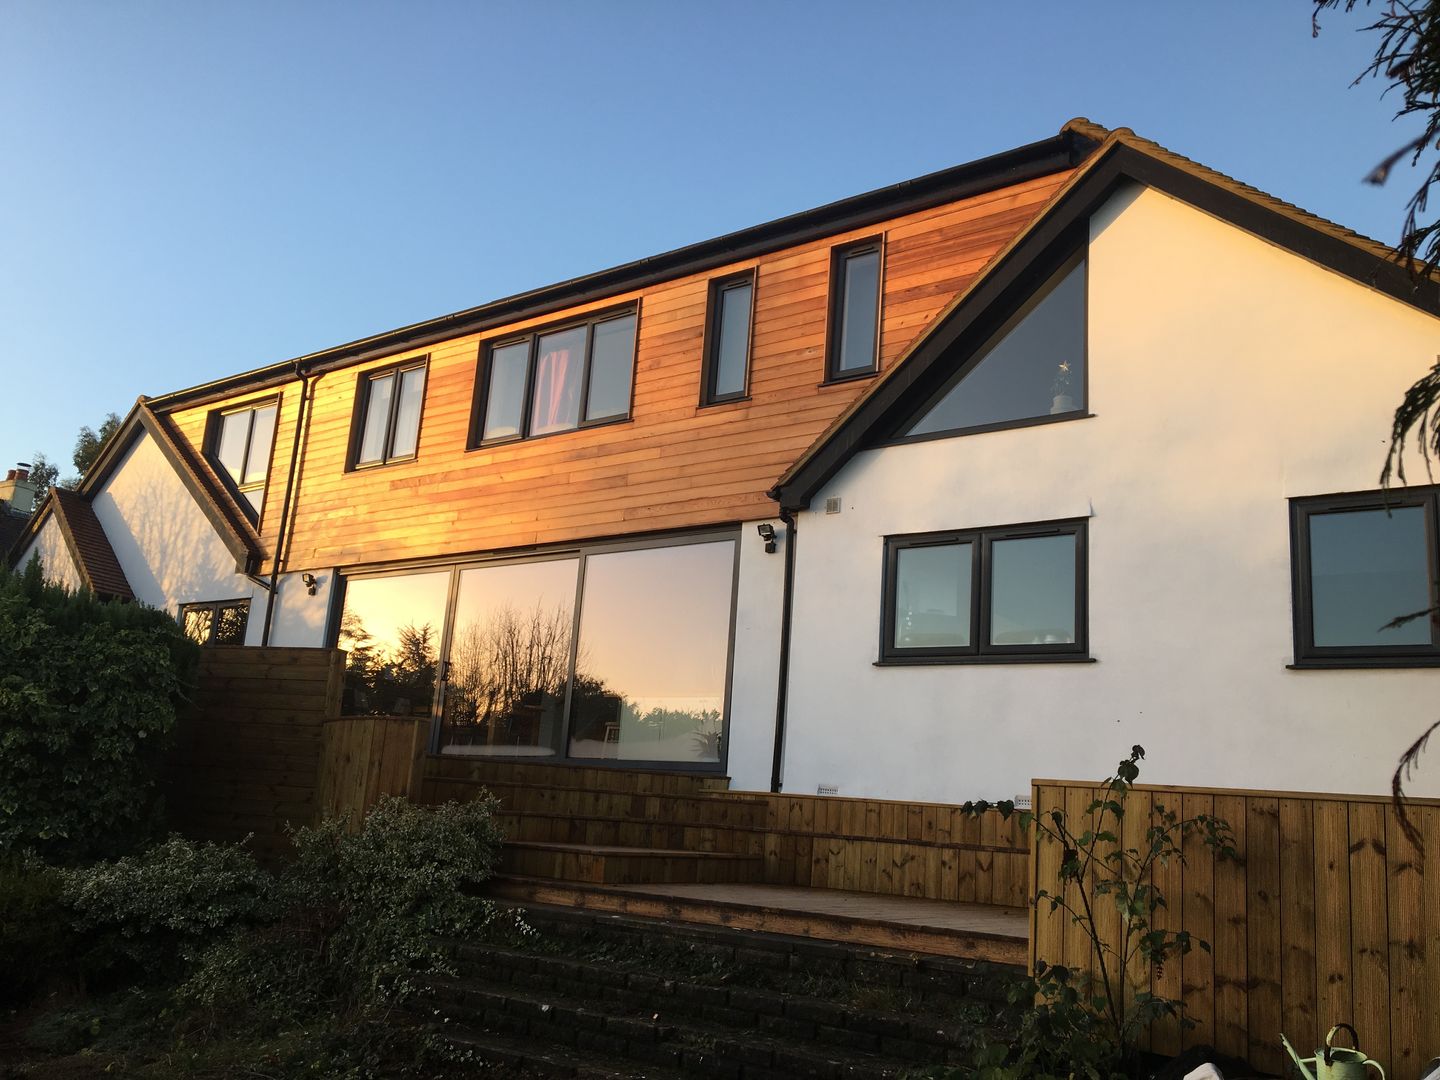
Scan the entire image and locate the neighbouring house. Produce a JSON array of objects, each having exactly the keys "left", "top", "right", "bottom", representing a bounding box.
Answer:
[
  {"left": 0, "top": 464, "right": 38, "bottom": 559},
  {"left": 10, "top": 118, "right": 1440, "bottom": 802}
]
